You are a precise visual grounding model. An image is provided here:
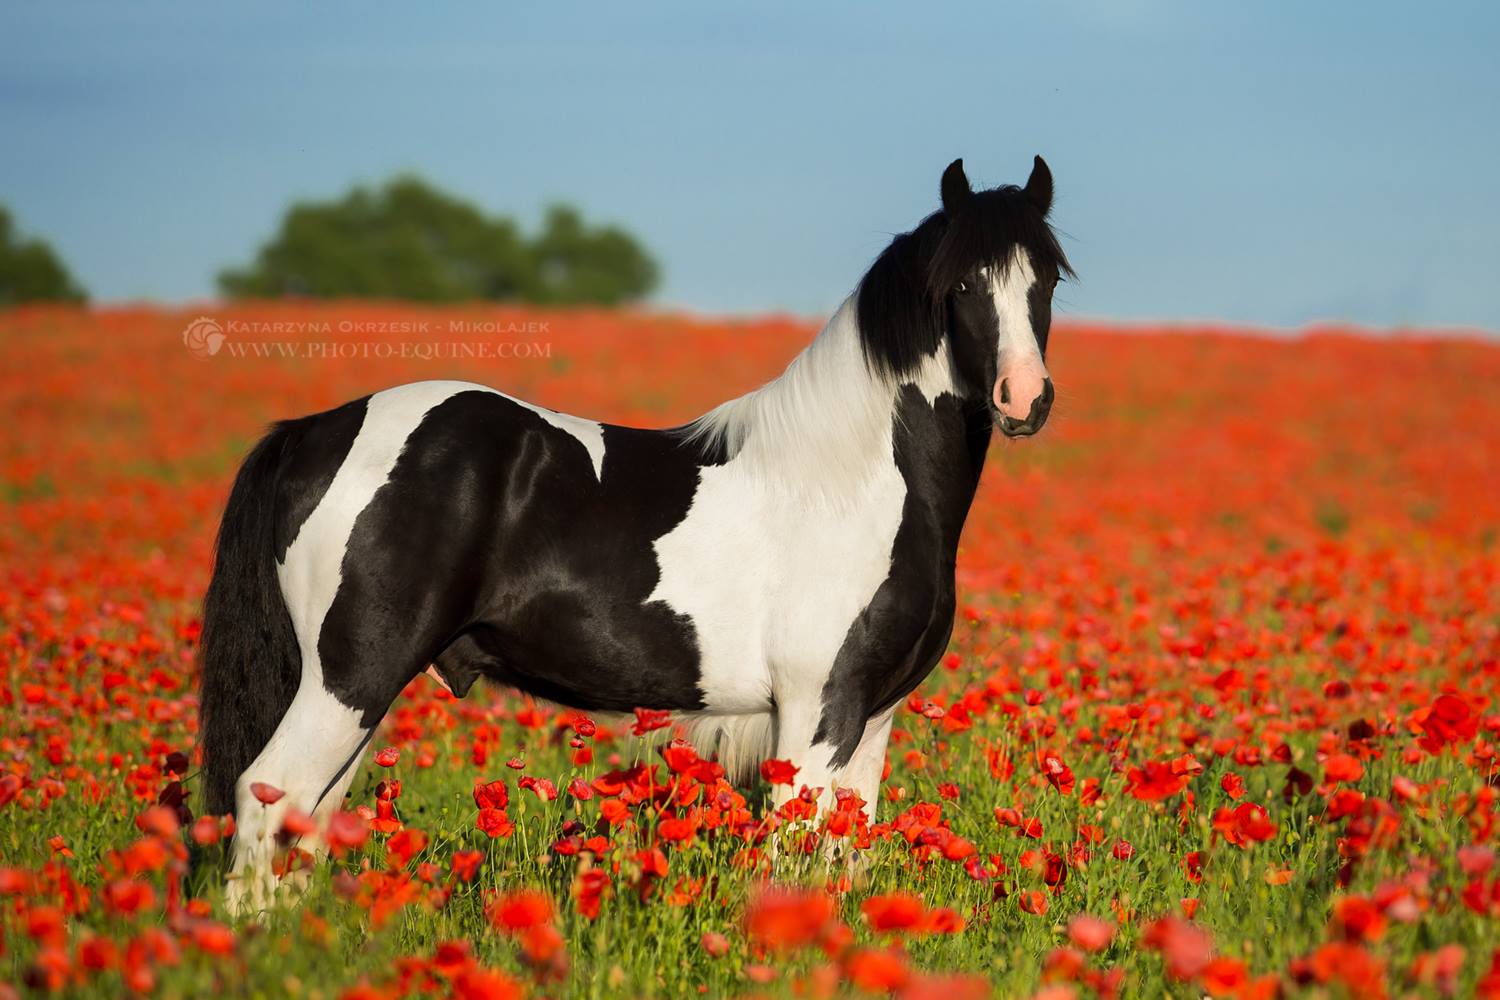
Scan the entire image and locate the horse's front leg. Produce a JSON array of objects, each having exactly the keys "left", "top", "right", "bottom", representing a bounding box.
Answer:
[
  {"left": 767, "top": 688, "right": 893, "bottom": 862},
  {"left": 837, "top": 707, "right": 895, "bottom": 827}
]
